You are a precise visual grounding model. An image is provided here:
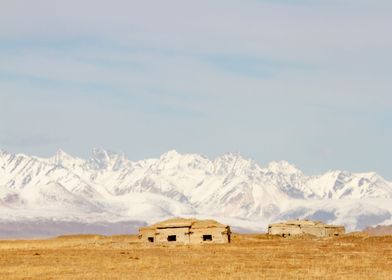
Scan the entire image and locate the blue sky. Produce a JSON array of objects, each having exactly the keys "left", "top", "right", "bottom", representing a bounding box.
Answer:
[{"left": 0, "top": 0, "right": 391, "bottom": 179}]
